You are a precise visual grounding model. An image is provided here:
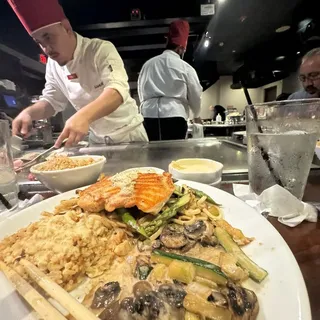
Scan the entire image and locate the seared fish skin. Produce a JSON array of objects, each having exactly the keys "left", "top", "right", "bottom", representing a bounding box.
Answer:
[{"left": 78, "top": 172, "right": 175, "bottom": 214}]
